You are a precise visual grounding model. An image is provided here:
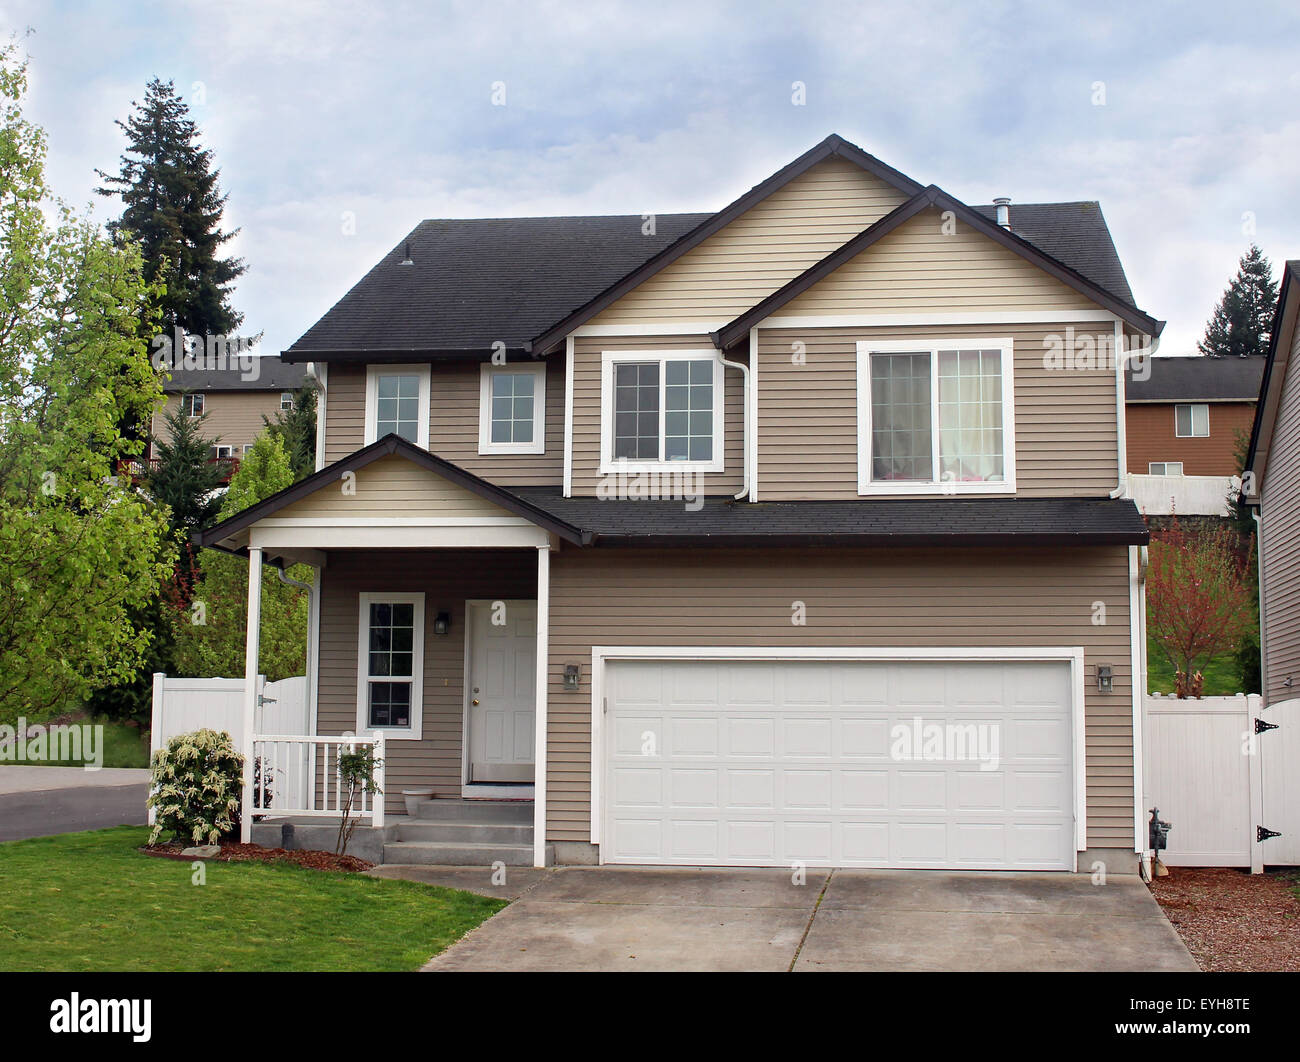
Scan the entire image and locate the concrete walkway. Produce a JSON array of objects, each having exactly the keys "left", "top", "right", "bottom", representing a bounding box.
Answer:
[
  {"left": 0, "top": 766, "right": 150, "bottom": 842},
  {"left": 380, "top": 864, "right": 1198, "bottom": 972}
]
